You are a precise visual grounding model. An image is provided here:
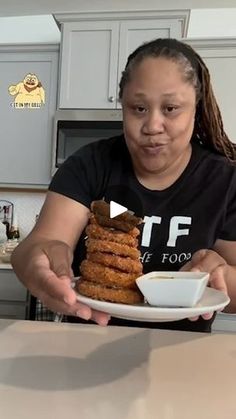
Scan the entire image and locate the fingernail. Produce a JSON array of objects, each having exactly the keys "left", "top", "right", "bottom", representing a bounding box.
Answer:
[
  {"left": 98, "top": 317, "right": 110, "bottom": 327},
  {"left": 76, "top": 308, "right": 91, "bottom": 320}
]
